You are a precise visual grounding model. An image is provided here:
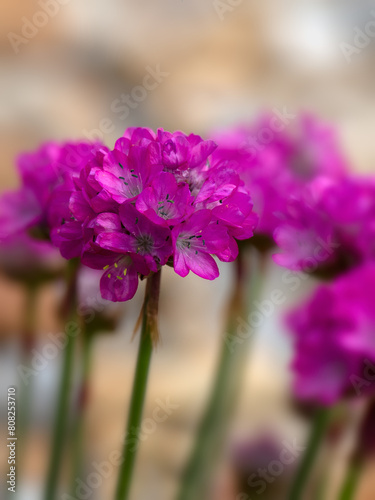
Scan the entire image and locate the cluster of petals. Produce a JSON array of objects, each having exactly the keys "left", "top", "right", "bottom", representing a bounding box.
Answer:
[
  {"left": 0, "top": 141, "right": 101, "bottom": 242},
  {"left": 287, "top": 262, "right": 375, "bottom": 405},
  {"left": 211, "top": 114, "right": 348, "bottom": 238},
  {"left": 50, "top": 128, "right": 258, "bottom": 301},
  {"left": 273, "top": 175, "right": 375, "bottom": 274}
]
